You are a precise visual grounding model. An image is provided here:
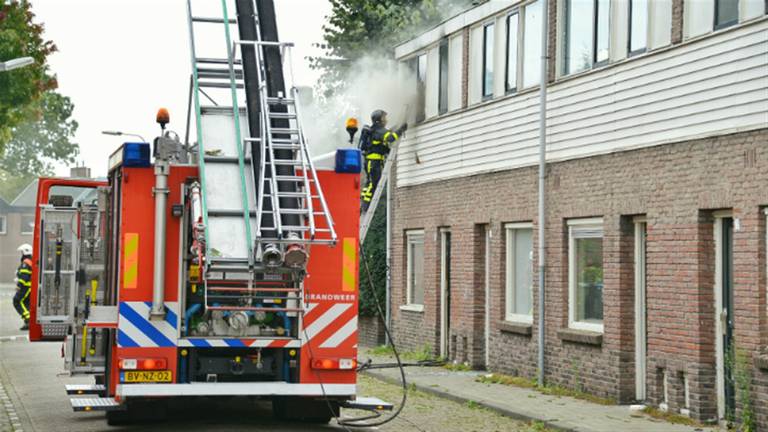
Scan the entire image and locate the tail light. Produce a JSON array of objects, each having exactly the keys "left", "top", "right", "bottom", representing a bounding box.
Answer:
[
  {"left": 119, "top": 358, "right": 167, "bottom": 370},
  {"left": 311, "top": 358, "right": 357, "bottom": 370}
]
